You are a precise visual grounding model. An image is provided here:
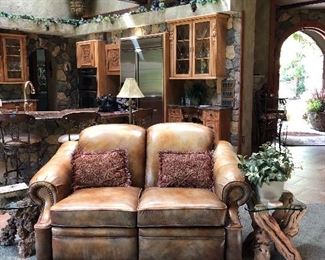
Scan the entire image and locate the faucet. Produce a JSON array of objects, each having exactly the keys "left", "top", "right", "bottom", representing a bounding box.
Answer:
[{"left": 24, "top": 81, "right": 36, "bottom": 111}]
